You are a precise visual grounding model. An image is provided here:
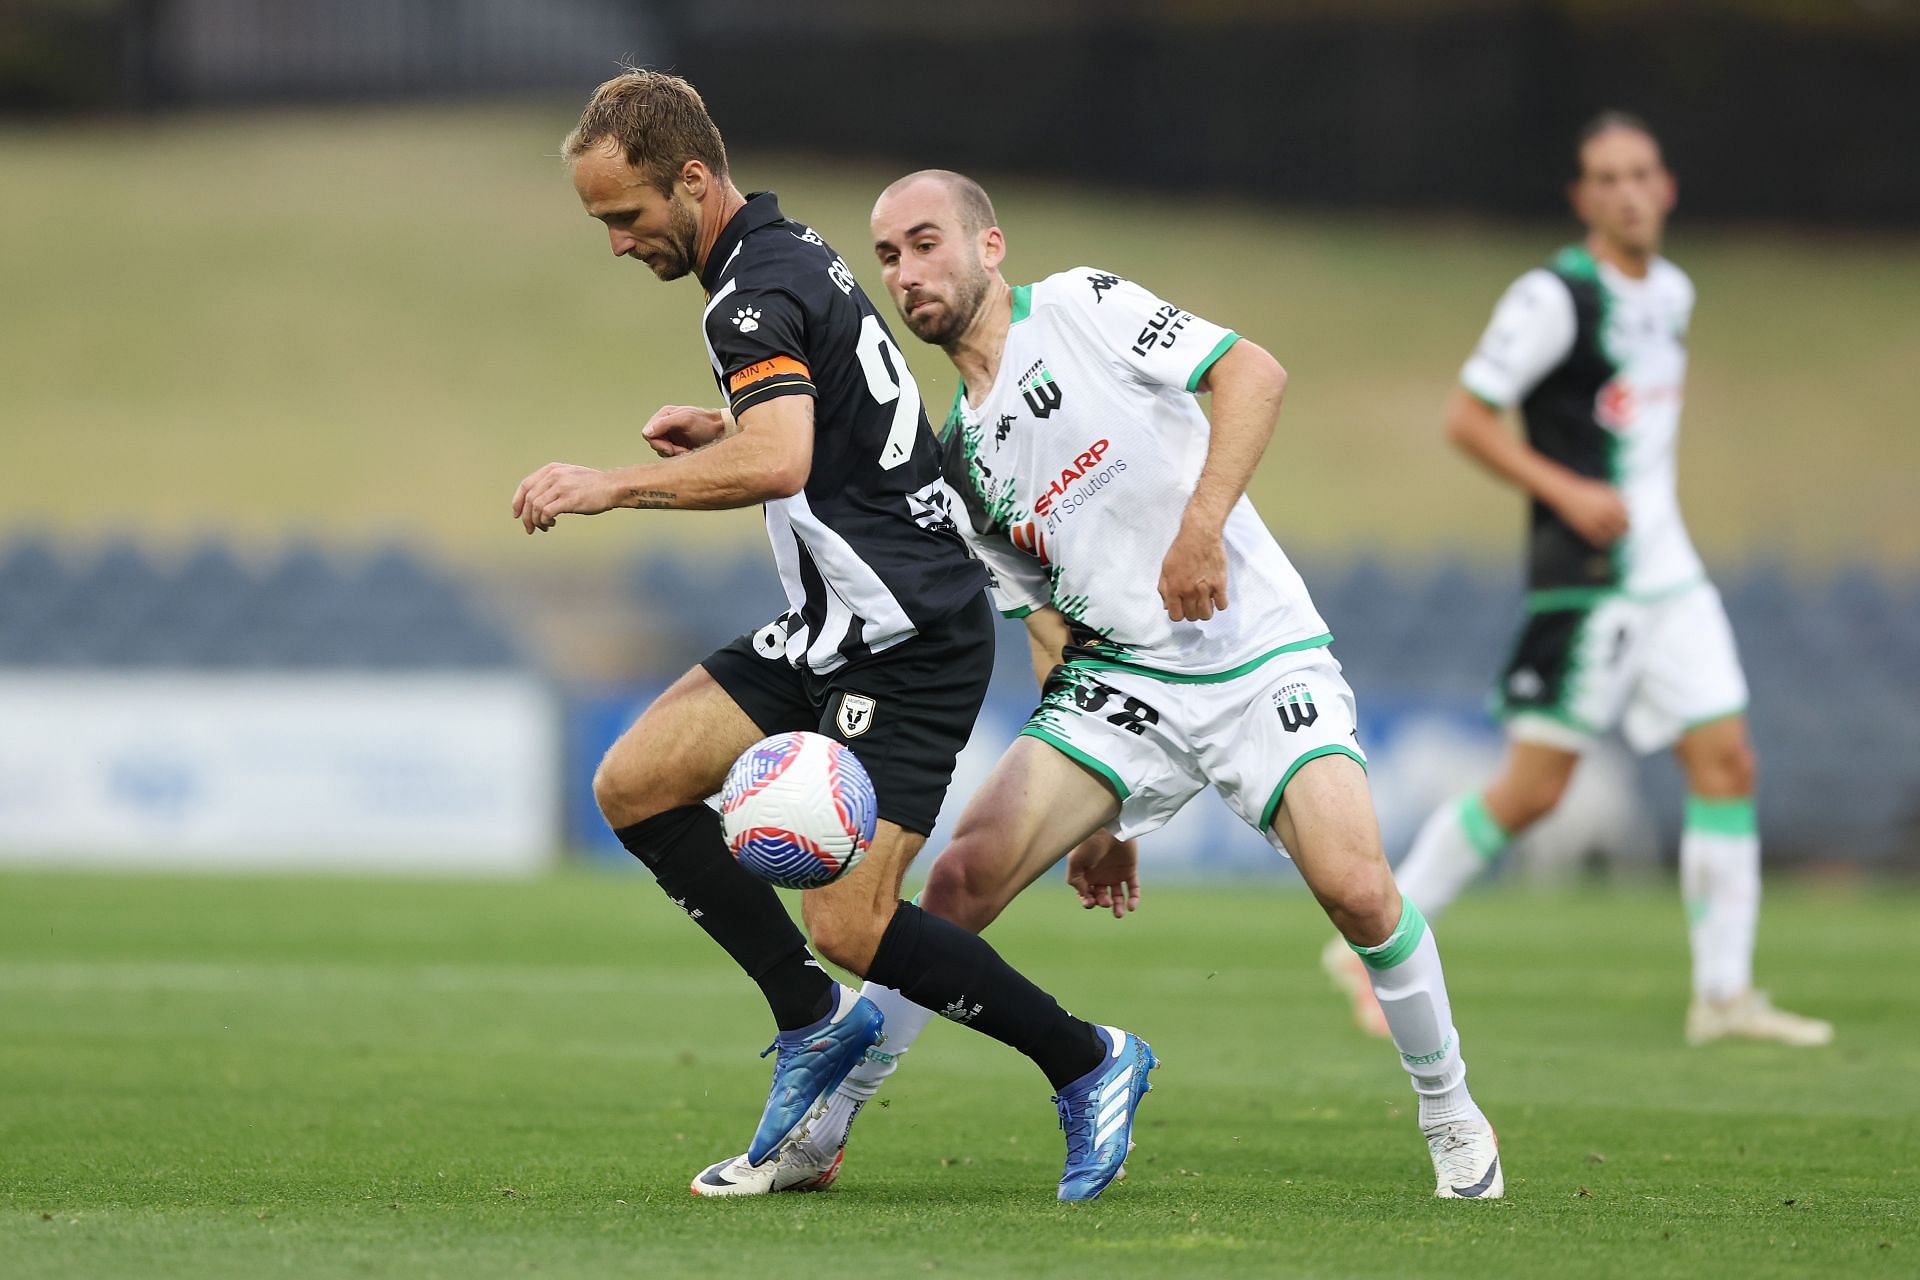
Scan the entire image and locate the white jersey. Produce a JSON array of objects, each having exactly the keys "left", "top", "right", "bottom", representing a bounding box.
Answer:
[
  {"left": 941, "top": 268, "right": 1330, "bottom": 680},
  {"left": 1460, "top": 248, "right": 1705, "bottom": 600}
]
